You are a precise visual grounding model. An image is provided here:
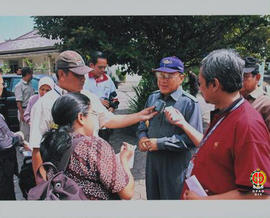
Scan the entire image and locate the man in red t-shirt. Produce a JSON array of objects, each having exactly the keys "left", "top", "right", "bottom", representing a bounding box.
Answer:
[{"left": 181, "top": 49, "right": 270, "bottom": 200}]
